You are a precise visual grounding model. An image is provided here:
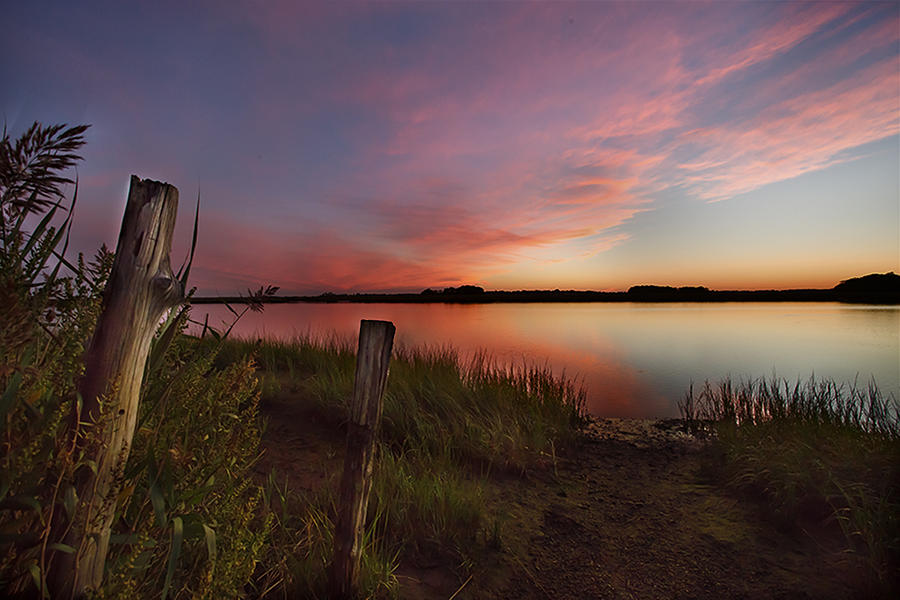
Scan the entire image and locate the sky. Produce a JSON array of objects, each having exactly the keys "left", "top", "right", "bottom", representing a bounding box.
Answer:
[{"left": 2, "top": 0, "right": 898, "bottom": 294}]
